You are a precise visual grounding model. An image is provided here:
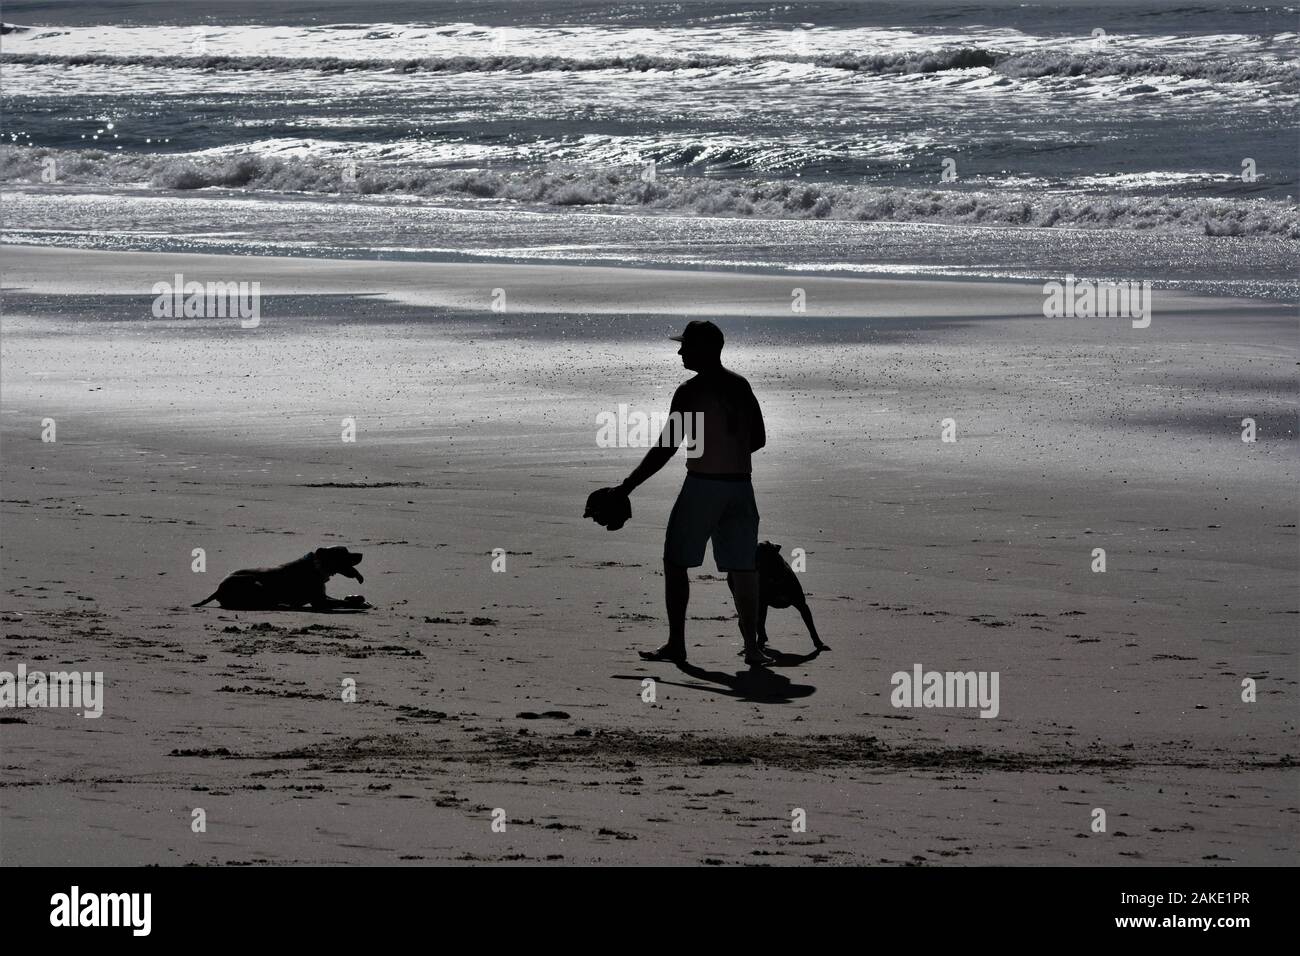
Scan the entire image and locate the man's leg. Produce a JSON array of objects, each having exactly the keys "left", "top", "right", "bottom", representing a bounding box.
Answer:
[
  {"left": 716, "top": 480, "right": 763, "bottom": 663},
  {"left": 727, "top": 569, "right": 760, "bottom": 655},
  {"left": 647, "top": 476, "right": 710, "bottom": 663},
  {"left": 642, "top": 560, "right": 689, "bottom": 662},
  {"left": 664, "top": 559, "right": 689, "bottom": 657}
]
